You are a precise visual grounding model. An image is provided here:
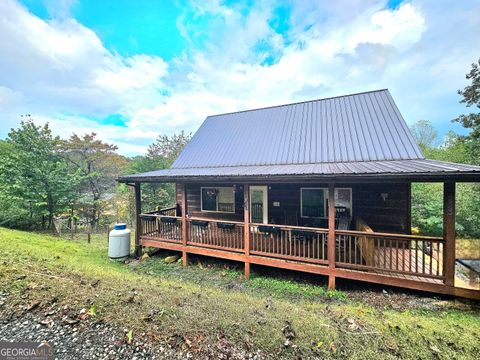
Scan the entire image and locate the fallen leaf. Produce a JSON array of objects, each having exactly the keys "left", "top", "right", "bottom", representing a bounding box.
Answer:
[
  {"left": 140, "top": 253, "right": 150, "bottom": 262},
  {"left": 347, "top": 318, "right": 358, "bottom": 330},
  {"left": 27, "top": 300, "right": 41, "bottom": 311},
  {"left": 184, "top": 336, "right": 192, "bottom": 348},
  {"left": 329, "top": 342, "right": 337, "bottom": 353},
  {"left": 282, "top": 321, "right": 296, "bottom": 340},
  {"left": 165, "top": 255, "right": 179, "bottom": 264},
  {"left": 88, "top": 304, "right": 97, "bottom": 317},
  {"left": 127, "top": 330, "right": 134, "bottom": 344},
  {"left": 38, "top": 319, "right": 53, "bottom": 327},
  {"left": 63, "top": 317, "right": 79, "bottom": 325},
  {"left": 26, "top": 283, "right": 38, "bottom": 290}
]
